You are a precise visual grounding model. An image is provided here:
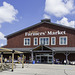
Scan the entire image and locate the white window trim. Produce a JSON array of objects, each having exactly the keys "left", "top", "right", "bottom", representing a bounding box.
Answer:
[
  {"left": 39, "top": 37, "right": 50, "bottom": 45},
  {"left": 51, "top": 37, "right": 56, "bottom": 45},
  {"left": 34, "top": 37, "right": 38, "bottom": 45},
  {"left": 59, "top": 36, "right": 68, "bottom": 45},
  {"left": 24, "top": 38, "right": 31, "bottom": 46}
]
